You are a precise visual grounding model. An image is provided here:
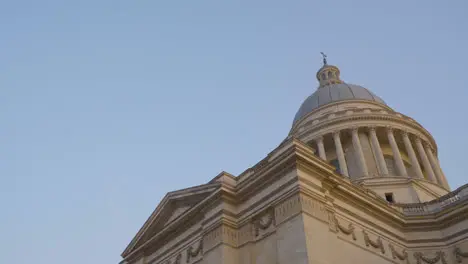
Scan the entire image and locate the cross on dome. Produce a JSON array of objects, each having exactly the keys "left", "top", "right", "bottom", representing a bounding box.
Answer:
[{"left": 316, "top": 53, "right": 342, "bottom": 87}]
